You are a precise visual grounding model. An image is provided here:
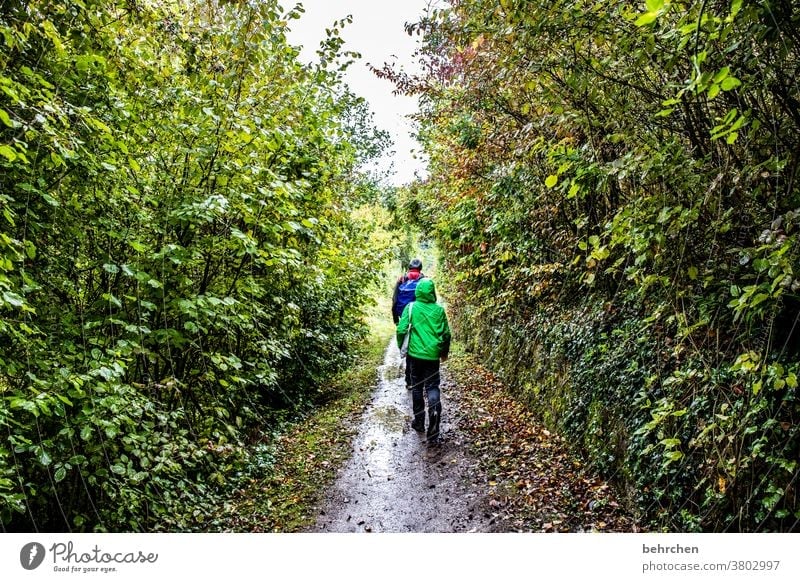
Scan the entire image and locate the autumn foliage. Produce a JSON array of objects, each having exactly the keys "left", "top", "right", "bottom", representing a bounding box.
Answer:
[{"left": 395, "top": 0, "right": 800, "bottom": 531}]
